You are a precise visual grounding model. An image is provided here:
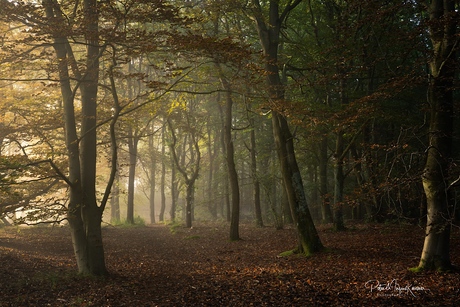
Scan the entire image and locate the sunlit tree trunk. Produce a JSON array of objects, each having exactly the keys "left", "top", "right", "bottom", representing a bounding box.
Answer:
[
  {"left": 44, "top": 0, "right": 107, "bottom": 275},
  {"left": 417, "top": 0, "right": 456, "bottom": 271}
]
